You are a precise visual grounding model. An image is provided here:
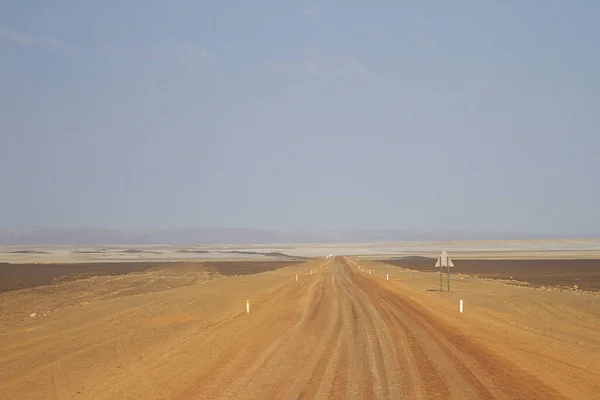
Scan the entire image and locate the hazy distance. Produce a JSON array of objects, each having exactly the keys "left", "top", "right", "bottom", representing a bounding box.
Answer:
[{"left": 1, "top": 2, "right": 599, "bottom": 238}]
